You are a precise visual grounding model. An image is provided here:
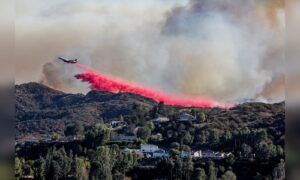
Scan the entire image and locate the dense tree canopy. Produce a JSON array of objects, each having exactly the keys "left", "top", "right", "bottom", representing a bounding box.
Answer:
[{"left": 15, "top": 101, "right": 285, "bottom": 180}]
